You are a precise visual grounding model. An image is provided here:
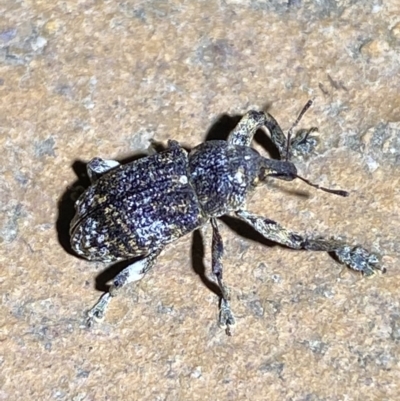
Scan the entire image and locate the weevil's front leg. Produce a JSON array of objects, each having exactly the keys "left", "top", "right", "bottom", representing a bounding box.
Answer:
[
  {"left": 286, "top": 100, "right": 319, "bottom": 159},
  {"left": 87, "top": 250, "right": 161, "bottom": 327},
  {"left": 236, "top": 210, "right": 384, "bottom": 277},
  {"left": 289, "top": 127, "right": 319, "bottom": 158},
  {"left": 228, "top": 110, "right": 287, "bottom": 157},
  {"left": 87, "top": 157, "right": 120, "bottom": 183},
  {"left": 228, "top": 103, "right": 320, "bottom": 160},
  {"left": 228, "top": 109, "right": 316, "bottom": 160},
  {"left": 211, "top": 218, "right": 235, "bottom": 335}
]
